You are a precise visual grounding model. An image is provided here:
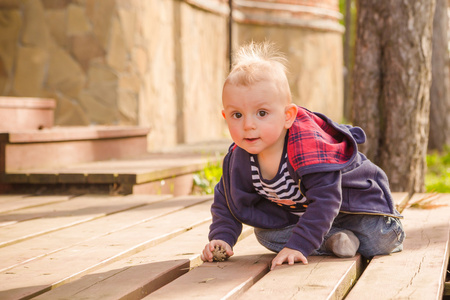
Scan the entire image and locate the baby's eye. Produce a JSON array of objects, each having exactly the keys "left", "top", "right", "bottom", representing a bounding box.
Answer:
[
  {"left": 258, "top": 111, "right": 268, "bottom": 117},
  {"left": 232, "top": 112, "right": 242, "bottom": 119}
]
